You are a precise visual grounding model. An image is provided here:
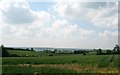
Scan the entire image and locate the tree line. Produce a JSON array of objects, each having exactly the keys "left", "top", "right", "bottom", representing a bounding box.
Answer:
[
  {"left": 1, "top": 44, "right": 120, "bottom": 57},
  {"left": 96, "top": 44, "right": 120, "bottom": 55},
  {"left": 0, "top": 45, "right": 35, "bottom": 57}
]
